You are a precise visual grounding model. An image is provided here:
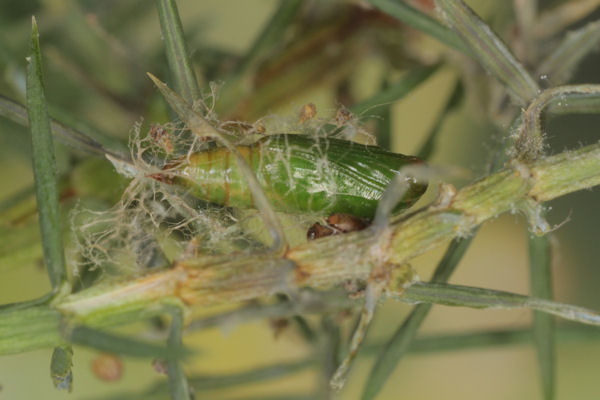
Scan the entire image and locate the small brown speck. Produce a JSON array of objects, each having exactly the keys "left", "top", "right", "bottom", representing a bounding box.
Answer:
[
  {"left": 298, "top": 103, "right": 317, "bottom": 123},
  {"left": 149, "top": 172, "right": 174, "bottom": 185},
  {"left": 149, "top": 124, "right": 174, "bottom": 154},
  {"left": 335, "top": 107, "right": 353, "bottom": 126},
  {"left": 269, "top": 318, "right": 290, "bottom": 339},
  {"left": 152, "top": 358, "right": 168, "bottom": 375},
  {"left": 294, "top": 264, "right": 311, "bottom": 283},
  {"left": 343, "top": 279, "right": 366, "bottom": 298},
  {"left": 254, "top": 121, "right": 266, "bottom": 134}
]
